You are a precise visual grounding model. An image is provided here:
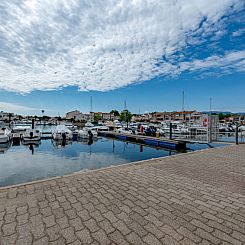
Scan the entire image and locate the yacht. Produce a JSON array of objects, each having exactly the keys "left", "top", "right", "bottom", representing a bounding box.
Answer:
[
  {"left": 52, "top": 125, "right": 73, "bottom": 140},
  {"left": 0, "top": 127, "right": 12, "bottom": 143},
  {"left": 12, "top": 124, "right": 31, "bottom": 132},
  {"left": 22, "top": 129, "right": 41, "bottom": 144},
  {"left": 78, "top": 128, "right": 98, "bottom": 139}
]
